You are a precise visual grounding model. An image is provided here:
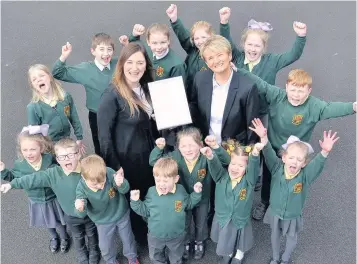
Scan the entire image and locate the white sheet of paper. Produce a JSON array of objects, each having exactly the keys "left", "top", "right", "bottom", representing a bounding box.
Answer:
[{"left": 148, "top": 76, "right": 192, "bottom": 130}]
